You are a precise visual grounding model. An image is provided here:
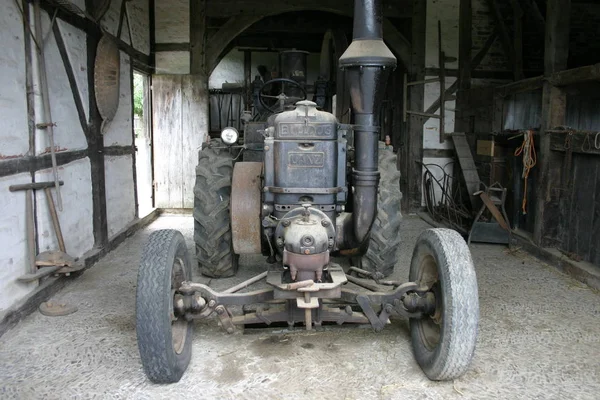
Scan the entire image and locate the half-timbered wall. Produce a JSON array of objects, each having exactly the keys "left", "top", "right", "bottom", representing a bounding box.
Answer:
[{"left": 0, "top": 0, "right": 150, "bottom": 313}]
